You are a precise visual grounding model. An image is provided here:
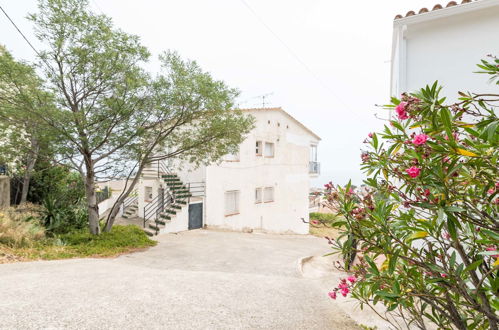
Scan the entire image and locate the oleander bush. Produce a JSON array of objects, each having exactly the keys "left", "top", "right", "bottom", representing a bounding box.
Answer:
[{"left": 324, "top": 58, "right": 499, "bottom": 330}]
